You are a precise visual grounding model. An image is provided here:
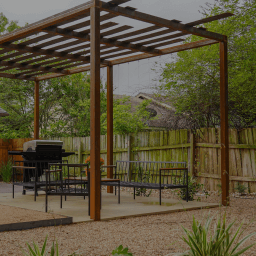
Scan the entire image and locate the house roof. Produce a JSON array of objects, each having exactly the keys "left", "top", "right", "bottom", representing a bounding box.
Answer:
[
  {"left": 114, "top": 93, "right": 191, "bottom": 129},
  {"left": 136, "top": 93, "right": 175, "bottom": 111},
  {"left": 0, "top": 107, "right": 9, "bottom": 117}
]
